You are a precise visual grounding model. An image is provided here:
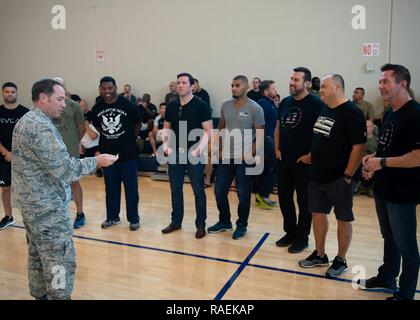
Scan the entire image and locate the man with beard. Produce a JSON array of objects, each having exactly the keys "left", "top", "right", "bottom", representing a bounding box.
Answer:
[
  {"left": 208, "top": 75, "right": 265, "bottom": 240},
  {"left": 90, "top": 76, "right": 143, "bottom": 231},
  {"left": 274, "top": 68, "right": 324, "bottom": 253},
  {"left": 0, "top": 82, "right": 29, "bottom": 230}
]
